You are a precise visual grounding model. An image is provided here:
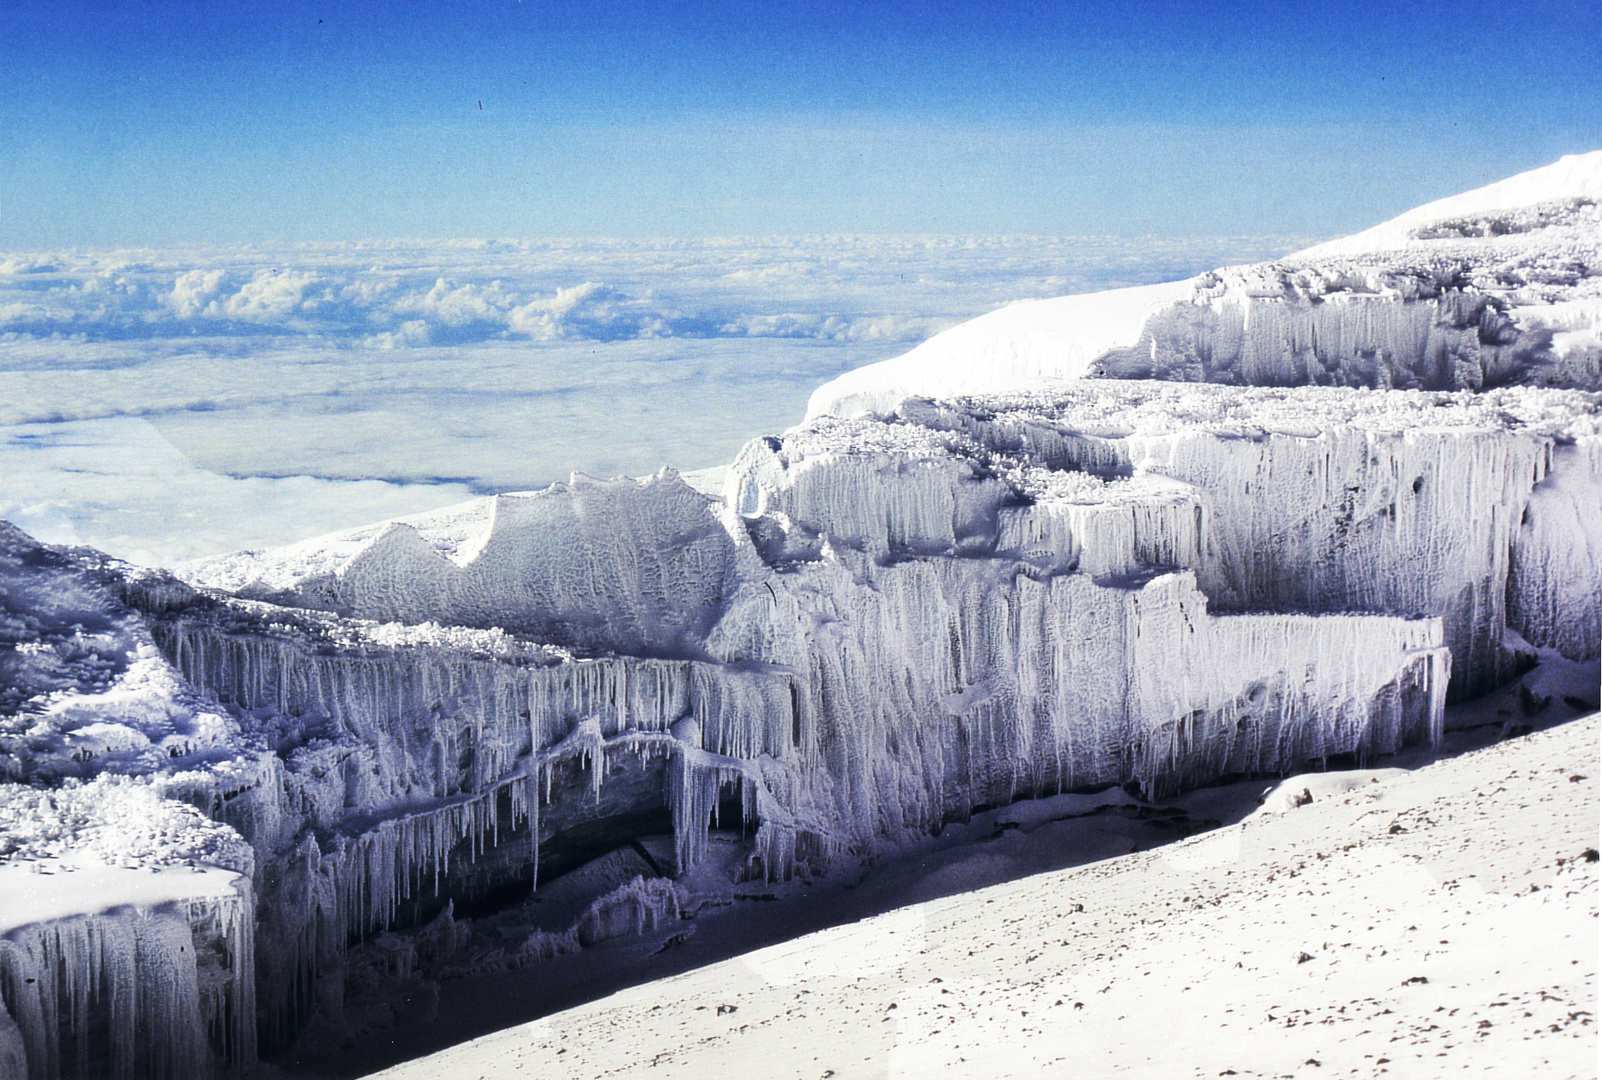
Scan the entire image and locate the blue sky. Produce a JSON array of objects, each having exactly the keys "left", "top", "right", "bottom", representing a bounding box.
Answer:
[{"left": 2, "top": 0, "right": 1599, "bottom": 246}]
